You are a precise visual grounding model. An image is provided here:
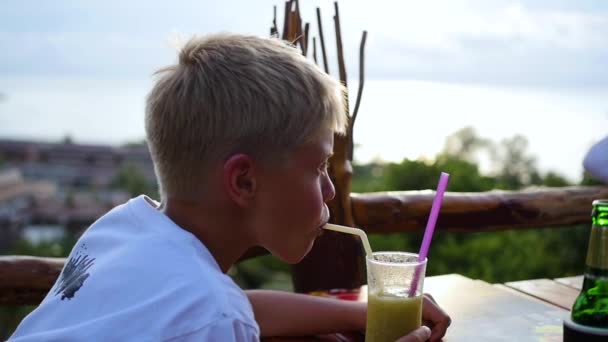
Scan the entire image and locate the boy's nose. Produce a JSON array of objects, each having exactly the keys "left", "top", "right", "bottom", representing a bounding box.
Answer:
[{"left": 323, "top": 174, "right": 336, "bottom": 202}]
